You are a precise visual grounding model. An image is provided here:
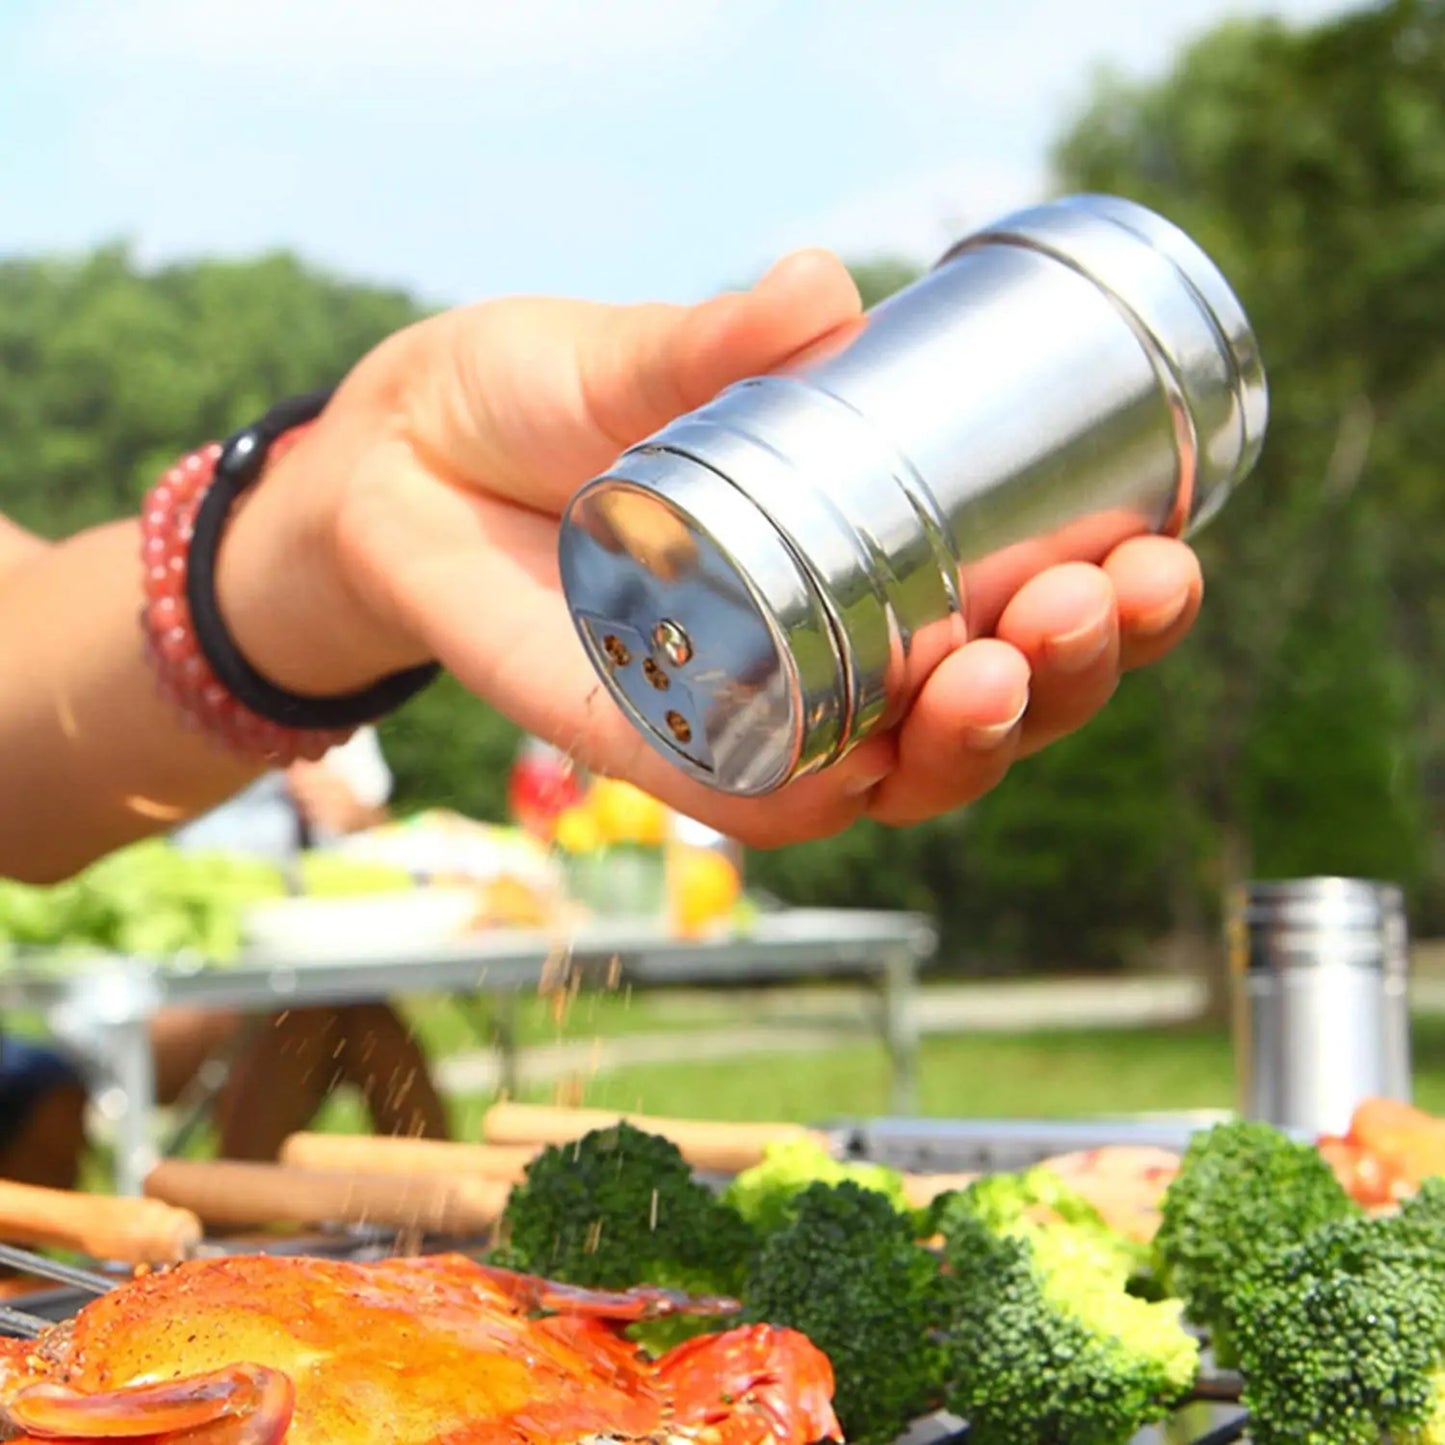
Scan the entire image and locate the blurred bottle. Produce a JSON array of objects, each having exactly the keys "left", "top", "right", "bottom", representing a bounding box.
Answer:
[
  {"left": 667, "top": 814, "right": 743, "bottom": 939},
  {"left": 507, "top": 737, "right": 585, "bottom": 843}
]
